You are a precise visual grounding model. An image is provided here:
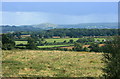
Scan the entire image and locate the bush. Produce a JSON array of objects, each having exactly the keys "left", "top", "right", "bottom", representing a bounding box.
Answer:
[
  {"left": 102, "top": 36, "right": 120, "bottom": 79},
  {"left": 73, "top": 43, "right": 83, "bottom": 51},
  {"left": 26, "top": 37, "right": 38, "bottom": 49},
  {"left": 83, "top": 47, "right": 90, "bottom": 52},
  {"left": 2, "top": 34, "right": 15, "bottom": 50},
  {"left": 89, "top": 43, "right": 100, "bottom": 52}
]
